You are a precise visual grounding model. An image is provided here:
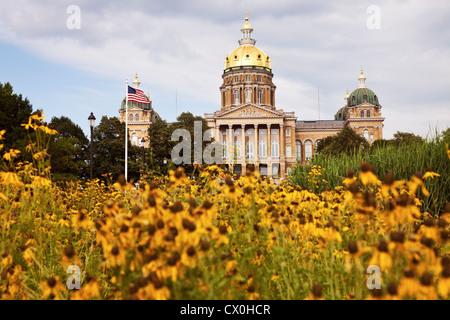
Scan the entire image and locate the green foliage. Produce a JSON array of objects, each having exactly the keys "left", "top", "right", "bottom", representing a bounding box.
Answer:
[
  {"left": 0, "top": 82, "right": 36, "bottom": 152},
  {"left": 316, "top": 126, "right": 369, "bottom": 156},
  {"left": 92, "top": 116, "right": 141, "bottom": 182},
  {"left": 290, "top": 128, "right": 450, "bottom": 216},
  {"left": 48, "top": 116, "right": 89, "bottom": 181},
  {"left": 147, "top": 112, "right": 210, "bottom": 177}
]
